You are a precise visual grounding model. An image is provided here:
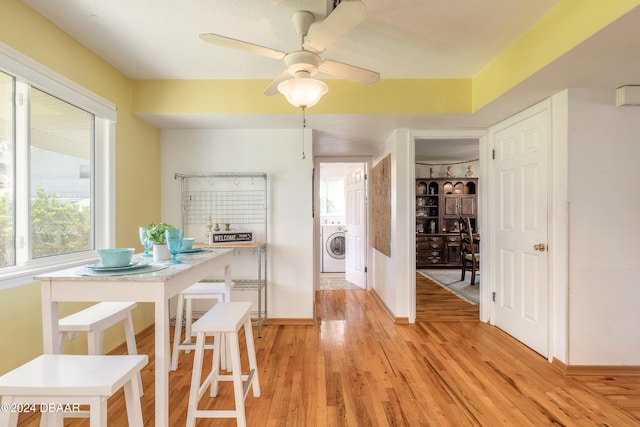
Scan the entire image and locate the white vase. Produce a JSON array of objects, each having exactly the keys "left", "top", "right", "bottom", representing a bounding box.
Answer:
[{"left": 153, "top": 244, "right": 171, "bottom": 262}]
